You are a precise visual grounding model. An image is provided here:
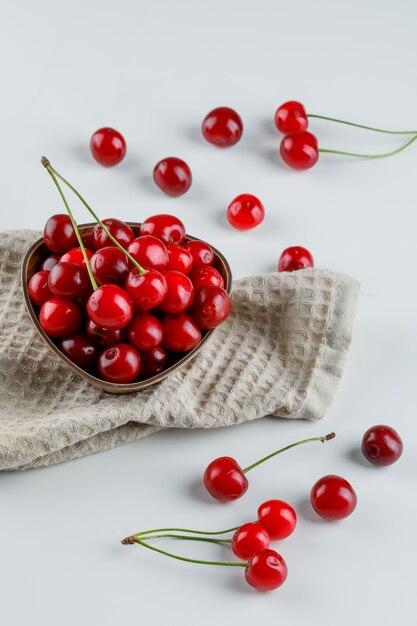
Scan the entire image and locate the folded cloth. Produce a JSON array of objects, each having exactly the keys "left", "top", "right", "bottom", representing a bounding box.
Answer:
[{"left": 0, "top": 230, "right": 360, "bottom": 470}]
